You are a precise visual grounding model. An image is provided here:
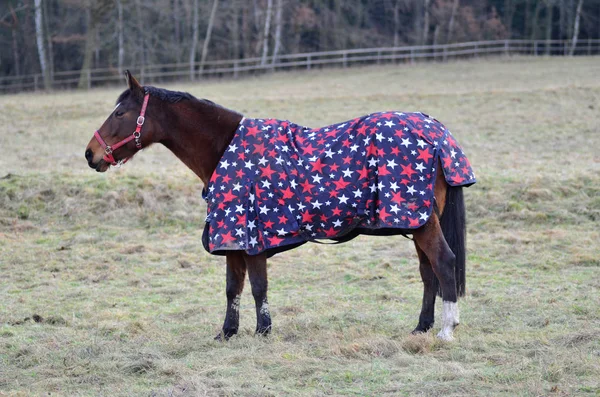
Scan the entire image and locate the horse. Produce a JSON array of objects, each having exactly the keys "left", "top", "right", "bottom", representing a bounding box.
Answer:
[{"left": 85, "top": 71, "right": 475, "bottom": 341}]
